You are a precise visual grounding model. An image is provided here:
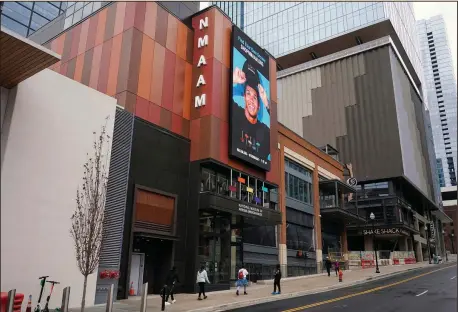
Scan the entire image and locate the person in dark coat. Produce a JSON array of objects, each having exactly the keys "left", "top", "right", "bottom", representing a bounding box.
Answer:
[
  {"left": 165, "top": 267, "right": 180, "bottom": 305},
  {"left": 325, "top": 257, "right": 332, "bottom": 277},
  {"left": 272, "top": 264, "right": 282, "bottom": 295}
]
